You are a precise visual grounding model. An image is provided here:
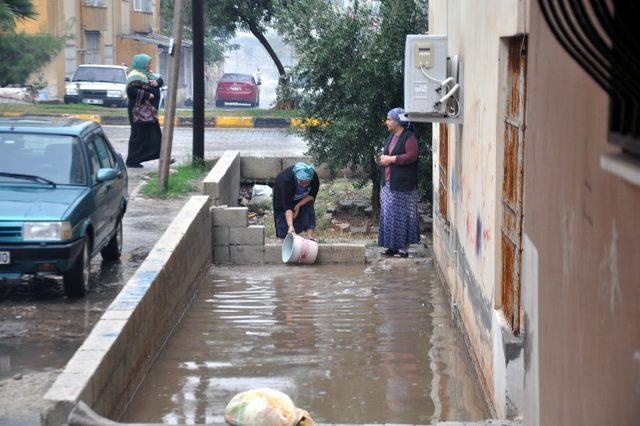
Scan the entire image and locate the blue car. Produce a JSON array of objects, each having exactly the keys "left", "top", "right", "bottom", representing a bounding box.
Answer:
[{"left": 0, "top": 116, "right": 128, "bottom": 297}]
